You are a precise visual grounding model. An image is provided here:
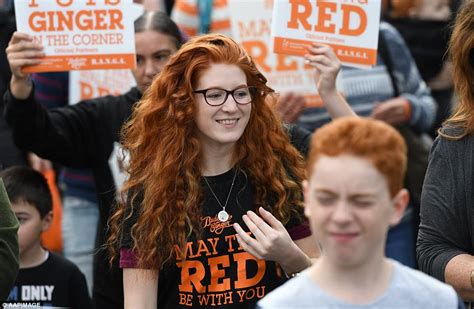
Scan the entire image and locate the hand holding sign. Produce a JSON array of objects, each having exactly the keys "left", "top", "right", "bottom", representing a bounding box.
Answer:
[
  {"left": 304, "top": 42, "right": 341, "bottom": 97},
  {"left": 14, "top": 0, "right": 140, "bottom": 72},
  {"left": 6, "top": 32, "right": 44, "bottom": 99},
  {"left": 304, "top": 42, "right": 356, "bottom": 120}
]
